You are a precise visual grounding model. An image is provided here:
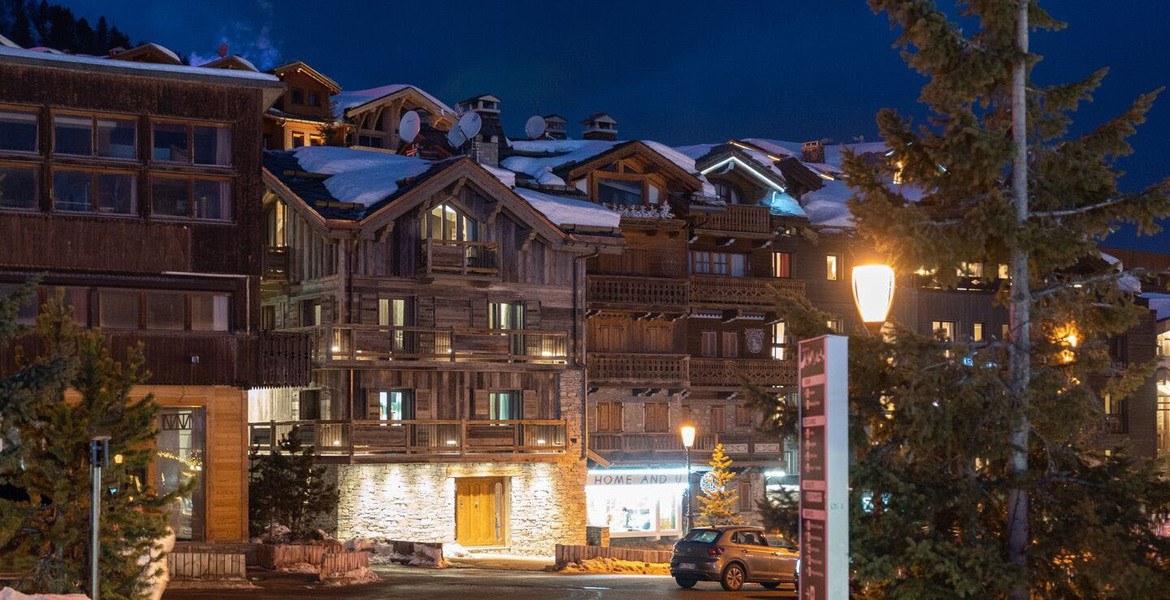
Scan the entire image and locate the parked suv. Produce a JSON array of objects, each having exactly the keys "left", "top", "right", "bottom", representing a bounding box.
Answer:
[{"left": 670, "top": 526, "right": 798, "bottom": 591}]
